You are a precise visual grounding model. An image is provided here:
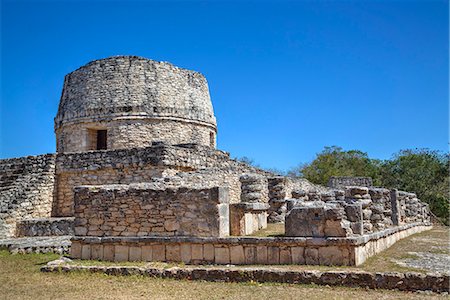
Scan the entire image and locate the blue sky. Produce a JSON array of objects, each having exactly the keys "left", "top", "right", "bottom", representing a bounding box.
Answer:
[{"left": 1, "top": 0, "right": 448, "bottom": 171}]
